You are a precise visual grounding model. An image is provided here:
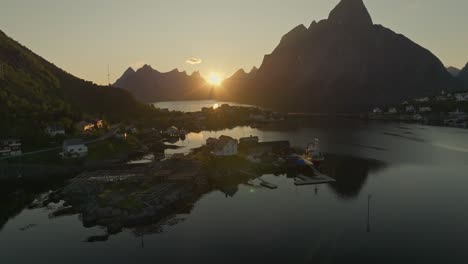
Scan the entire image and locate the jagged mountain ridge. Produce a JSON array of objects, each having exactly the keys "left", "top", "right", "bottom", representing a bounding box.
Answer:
[
  {"left": 113, "top": 65, "right": 211, "bottom": 102},
  {"left": 217, "top": 0, "right": 459, "bottom": 112}
]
